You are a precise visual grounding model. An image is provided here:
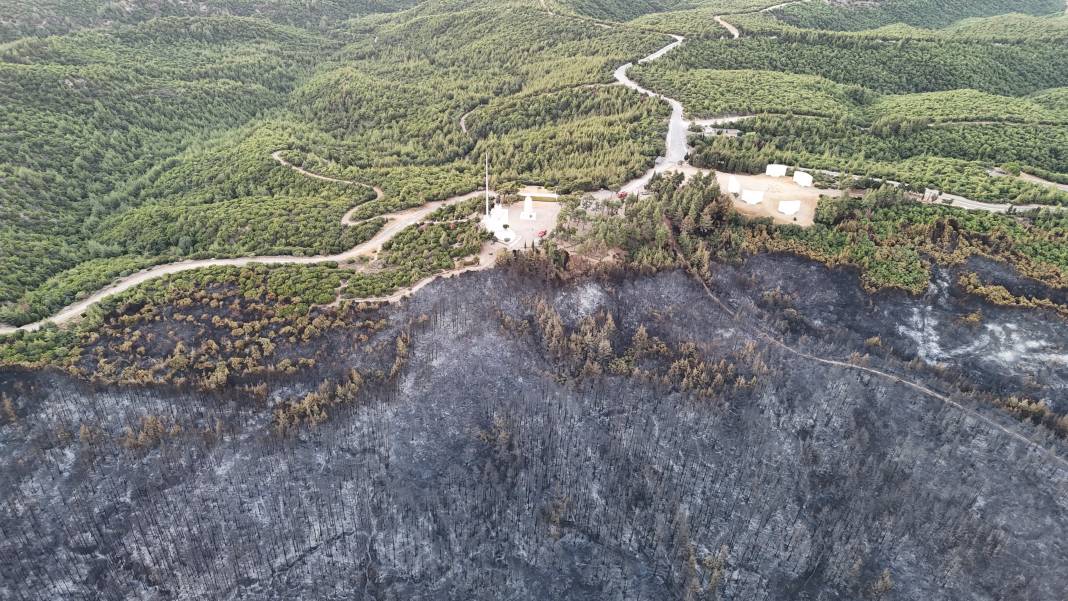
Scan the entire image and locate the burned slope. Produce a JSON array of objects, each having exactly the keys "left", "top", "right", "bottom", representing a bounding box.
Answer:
[
  {"left": 1, "top": 259, "right": 1067, "bottom": 600},
  {"left": 724, "top": 253, "right": 1068, "bottom": 404}
]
